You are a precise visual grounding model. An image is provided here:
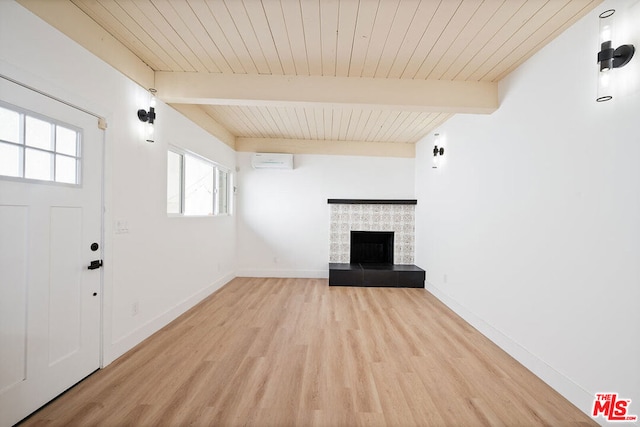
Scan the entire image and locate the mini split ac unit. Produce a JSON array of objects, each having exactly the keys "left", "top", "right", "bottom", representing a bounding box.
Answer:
[{"left": 251, "top": 153, "right": 294, "bottom": 169}]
